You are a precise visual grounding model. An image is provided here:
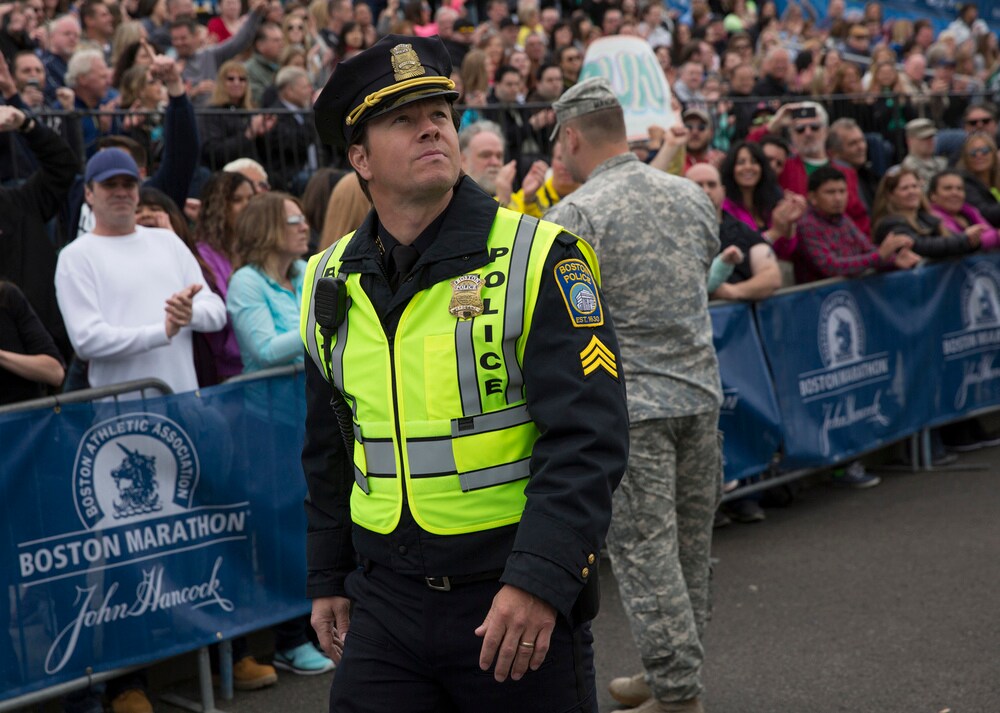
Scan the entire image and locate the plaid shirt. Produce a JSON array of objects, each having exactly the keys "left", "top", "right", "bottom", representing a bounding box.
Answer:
[{"left": 793, "top": 206, "right": 893, "bottom": 284}]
